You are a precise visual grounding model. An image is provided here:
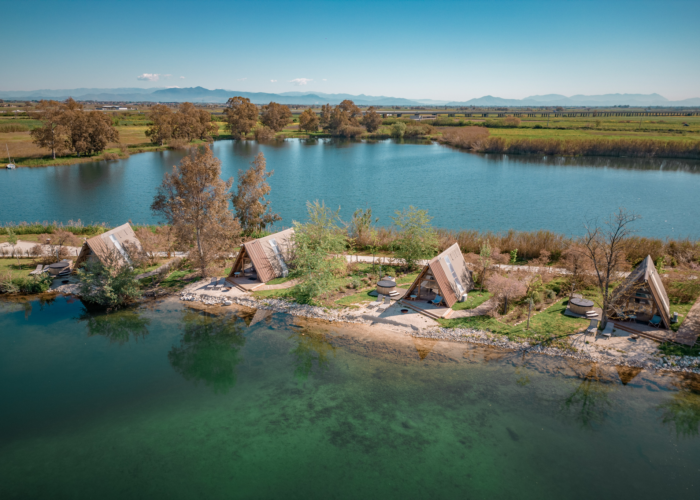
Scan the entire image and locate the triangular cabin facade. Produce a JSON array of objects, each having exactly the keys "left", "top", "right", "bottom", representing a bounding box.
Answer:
[
  {"left": 227, "top": 228, "right": 295, "bottom": 283},
  {"left": 74, "top": 223, "right": 142, "bottom": 269},
  {"left": 402, "top": 243, "right": 474, "bottom": 308},
  {"left": 608, "top": 255, "right": 671, "bottom": 329}
]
